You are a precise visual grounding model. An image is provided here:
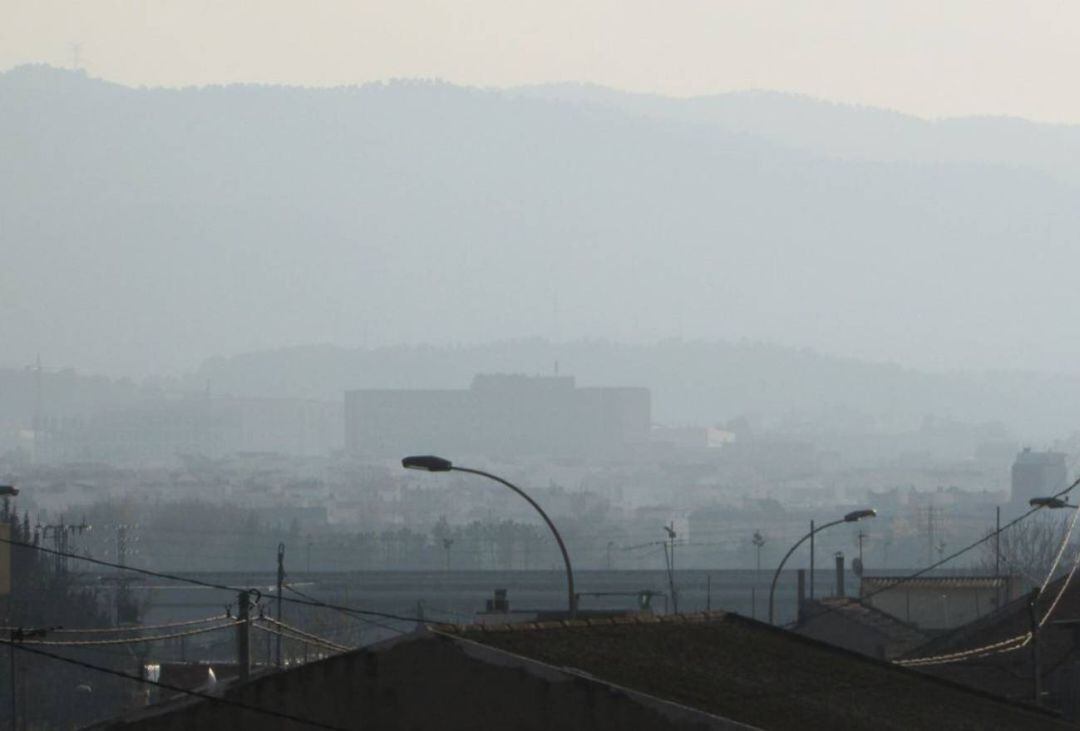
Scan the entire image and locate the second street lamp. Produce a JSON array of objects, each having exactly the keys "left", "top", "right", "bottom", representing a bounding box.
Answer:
[
  {"left": 403, "top": 455, "right": 577, "bottom": 618},
  {"left": 1029, "top": 496, "right": 1077, "bottom": 510},
  {"left": 768, "top": 509, "right": 877, "bottom": 625}
]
